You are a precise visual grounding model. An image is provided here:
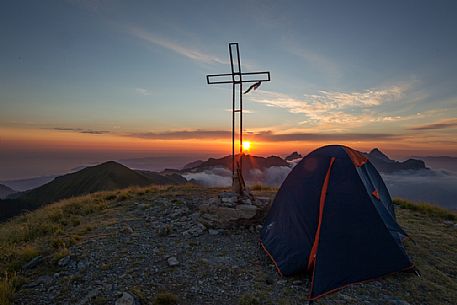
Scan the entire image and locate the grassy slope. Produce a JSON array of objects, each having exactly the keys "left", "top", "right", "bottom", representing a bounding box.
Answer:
[
  {"left": 0, "top": 162, "right": 186, "bottom": 221},
  {"left": 0, "top": 185, "right": 456, "bottom": 305},
  {"left": 19, "top": 161, "right": 155, "bottom": 205},
  {"left": 389, "top": 207, "right": 457, "bottom": 303},
  {"left": 0, "top": 185, "right": 172, "bottom": 305},
  {"left": 0, "top": 185, "right": 16, "bottom": 199}
]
